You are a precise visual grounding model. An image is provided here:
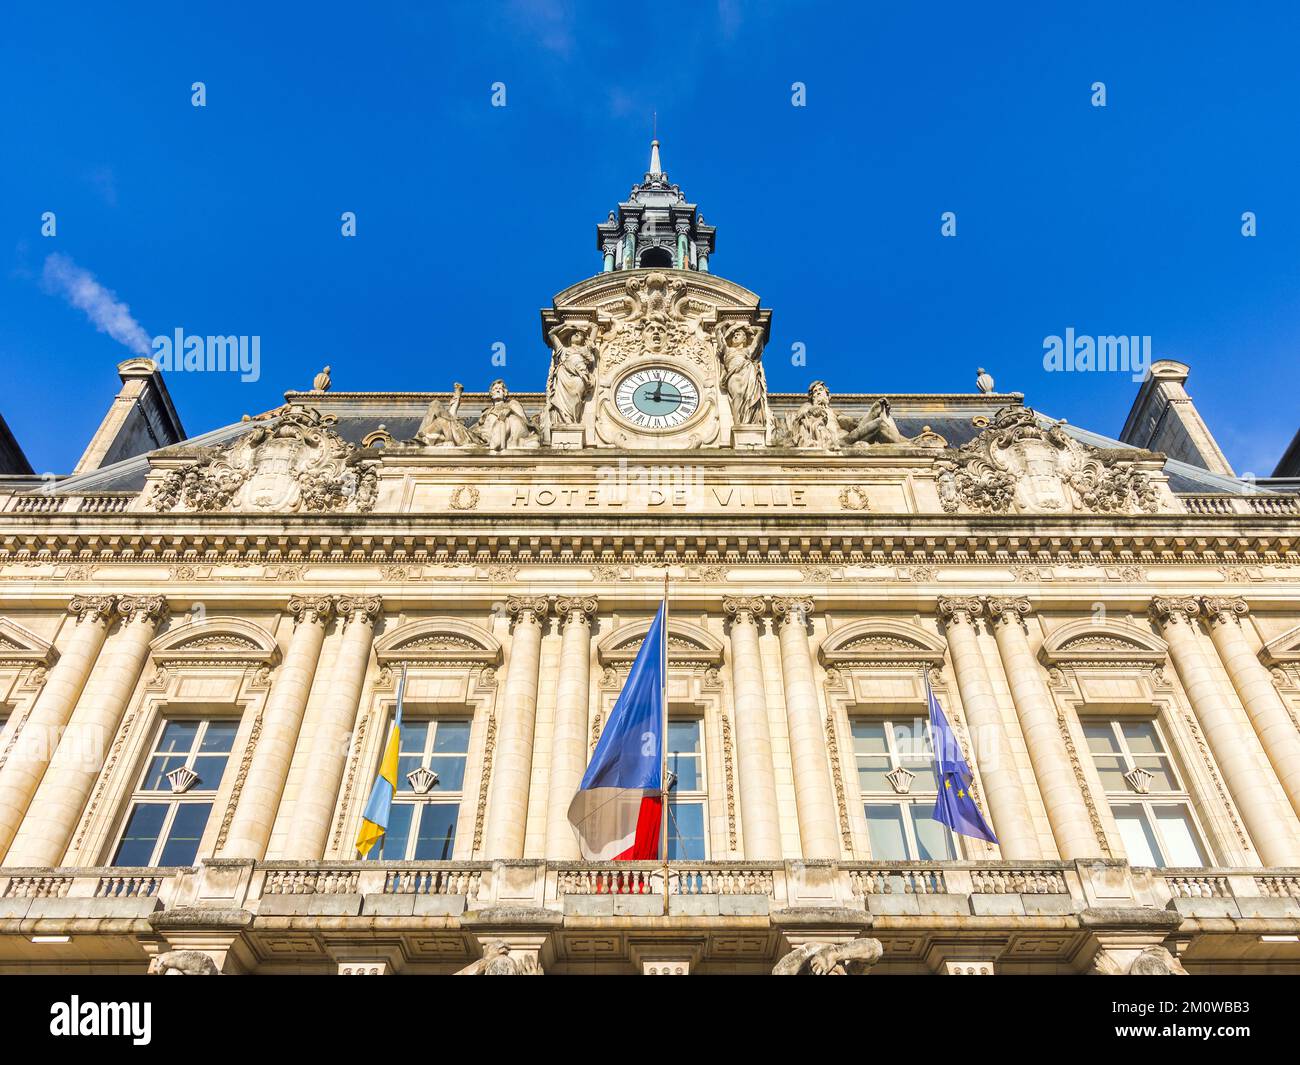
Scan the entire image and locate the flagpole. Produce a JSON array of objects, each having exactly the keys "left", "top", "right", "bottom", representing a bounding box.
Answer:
[{"left": 660, "top": 571, "right": 670, "bottom": 916}]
